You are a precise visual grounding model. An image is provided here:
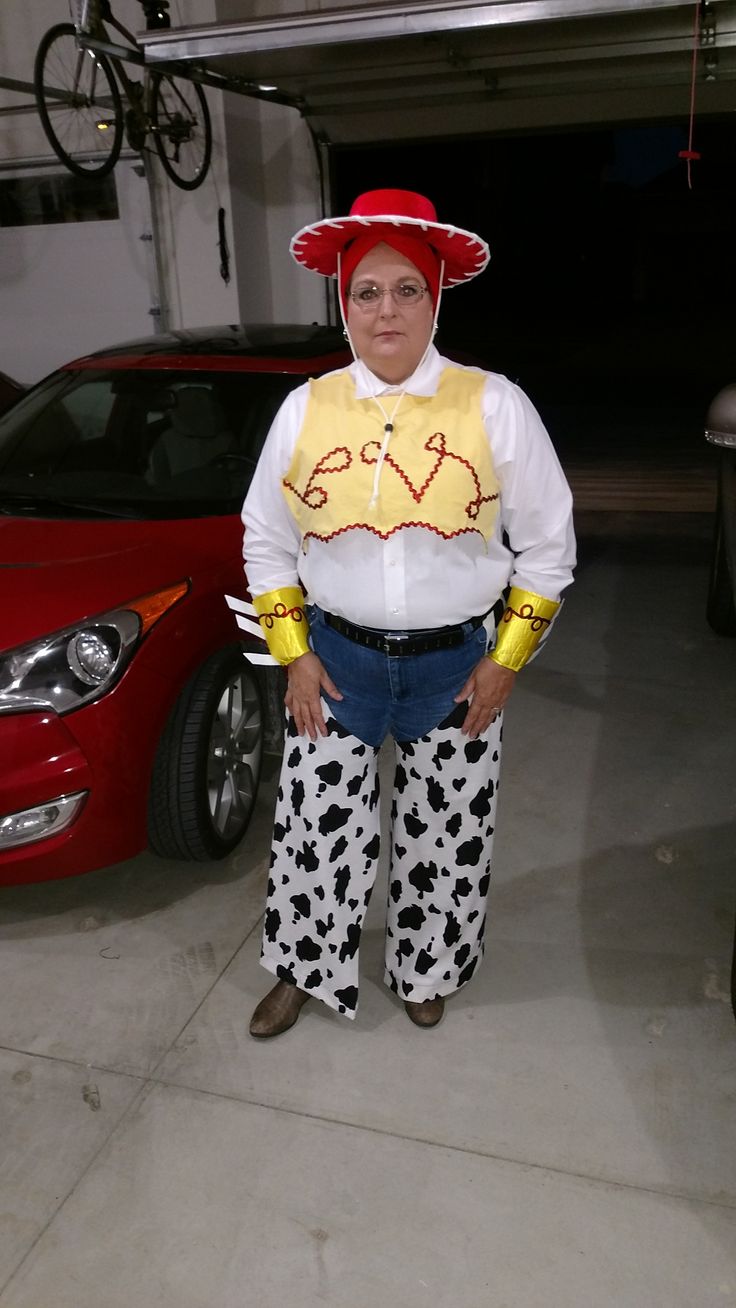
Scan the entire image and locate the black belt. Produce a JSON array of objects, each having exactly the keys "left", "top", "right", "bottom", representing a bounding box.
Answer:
[{"left": 322, "top": 604, "right": 502, "bottom": 657}]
